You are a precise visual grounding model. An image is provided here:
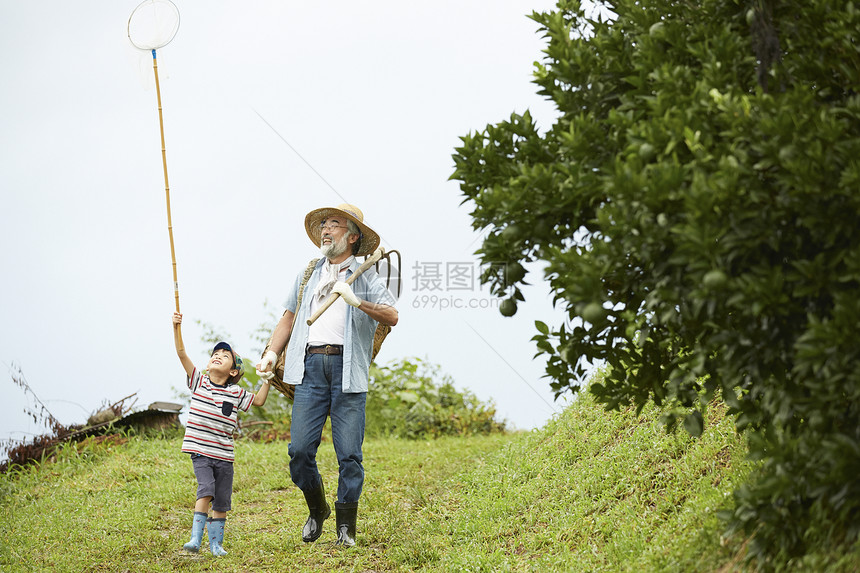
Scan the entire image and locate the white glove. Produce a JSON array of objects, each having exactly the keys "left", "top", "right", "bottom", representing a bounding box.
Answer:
[
  {"left": 332, "top": 281, "right": 361, "bottom": 307},
  {"left": 256, "top": 350, "right": 278, "bottom": 379}
]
